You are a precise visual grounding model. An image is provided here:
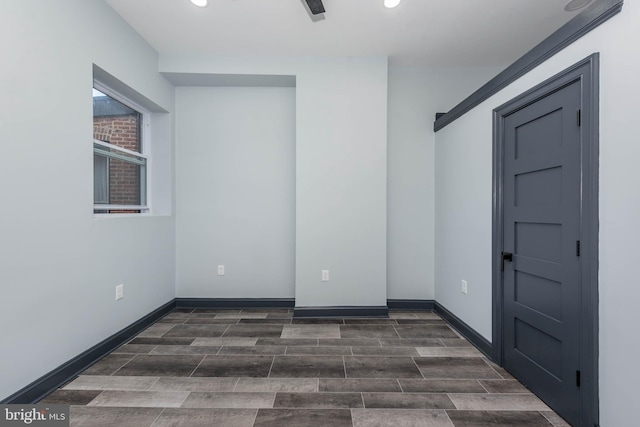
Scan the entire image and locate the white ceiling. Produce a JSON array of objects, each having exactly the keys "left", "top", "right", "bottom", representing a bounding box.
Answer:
[{"left": 105, "top": 0, "right": 582, "bottom": 67}]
